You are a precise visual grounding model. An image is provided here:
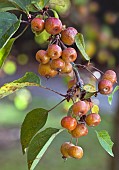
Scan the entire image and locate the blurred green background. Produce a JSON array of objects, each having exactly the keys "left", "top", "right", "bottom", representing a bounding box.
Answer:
[
  {"left": 0, "top": 0, "right": 119, "bottom": 170},
  {"left": 0, "top": 96, "right": 114, "bottom": 170}
]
